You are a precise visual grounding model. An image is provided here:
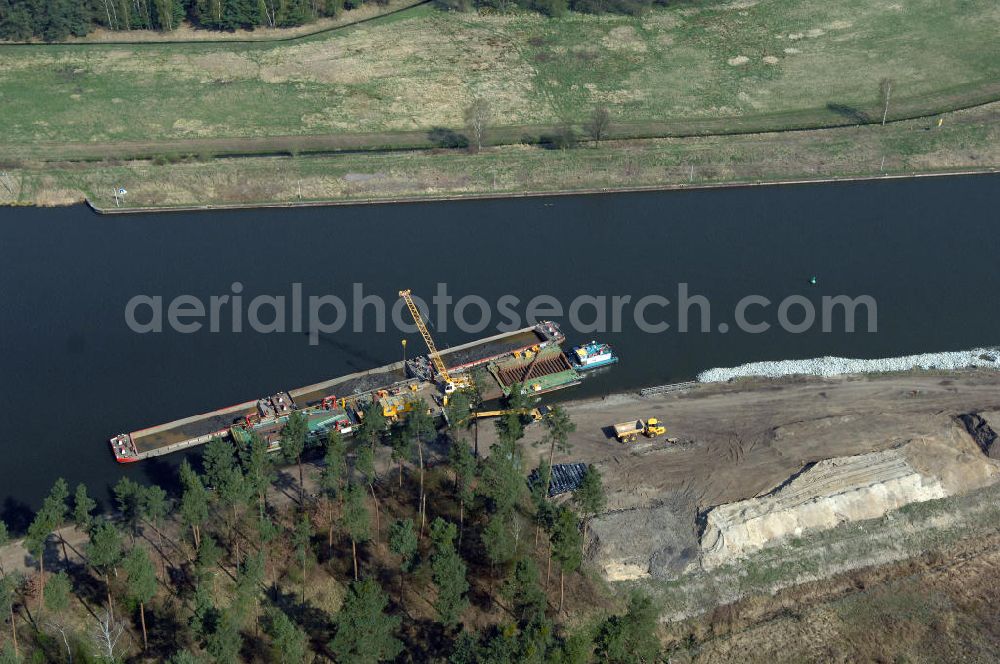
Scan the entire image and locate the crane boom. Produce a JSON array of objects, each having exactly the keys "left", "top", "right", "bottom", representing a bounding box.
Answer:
[{"left": 399, "top": 289, "right": 453, "bottom": 386}]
